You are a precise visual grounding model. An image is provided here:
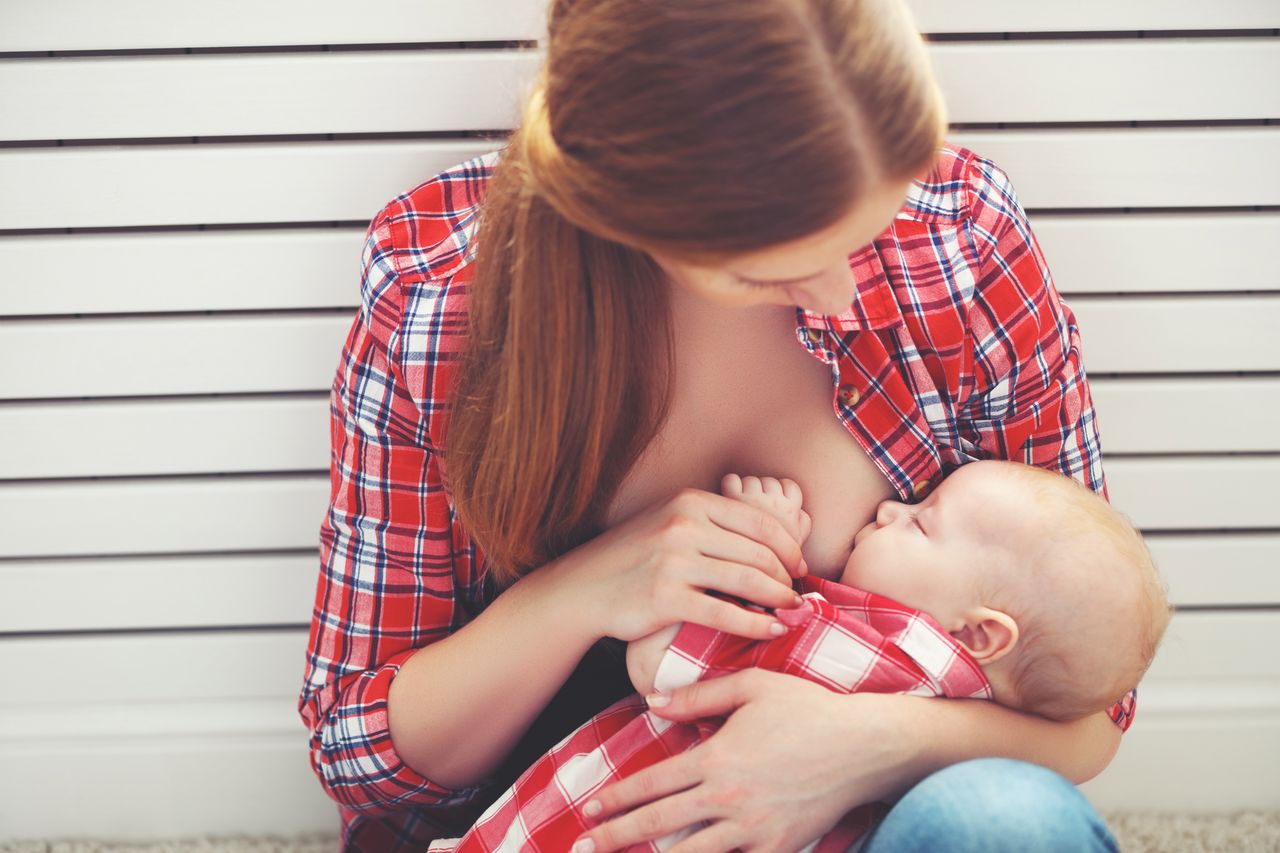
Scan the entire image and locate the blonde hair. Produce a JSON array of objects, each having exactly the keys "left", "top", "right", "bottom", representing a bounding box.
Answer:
[
  {"left": 446, "top": 0, "right": 948, "bottom": 585},
  {"left": 989, "top": 465, "right": 1174, "bottom": 722}
]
